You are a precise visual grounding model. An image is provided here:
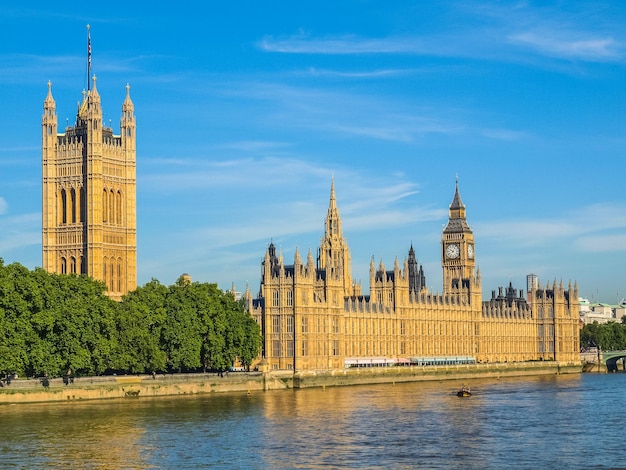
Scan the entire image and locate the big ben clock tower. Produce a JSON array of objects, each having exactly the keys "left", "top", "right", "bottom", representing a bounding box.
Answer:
[{"left": 442, "top": 178, "right": 478, "bottom": 298}]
